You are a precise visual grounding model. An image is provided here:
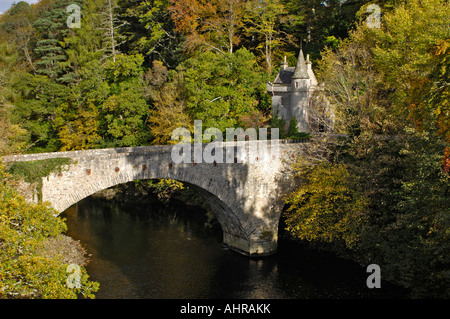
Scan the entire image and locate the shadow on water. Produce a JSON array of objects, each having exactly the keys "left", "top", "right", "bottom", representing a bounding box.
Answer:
[{"left": 61, "top": 195, "right": 408, "bottom": 299}]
